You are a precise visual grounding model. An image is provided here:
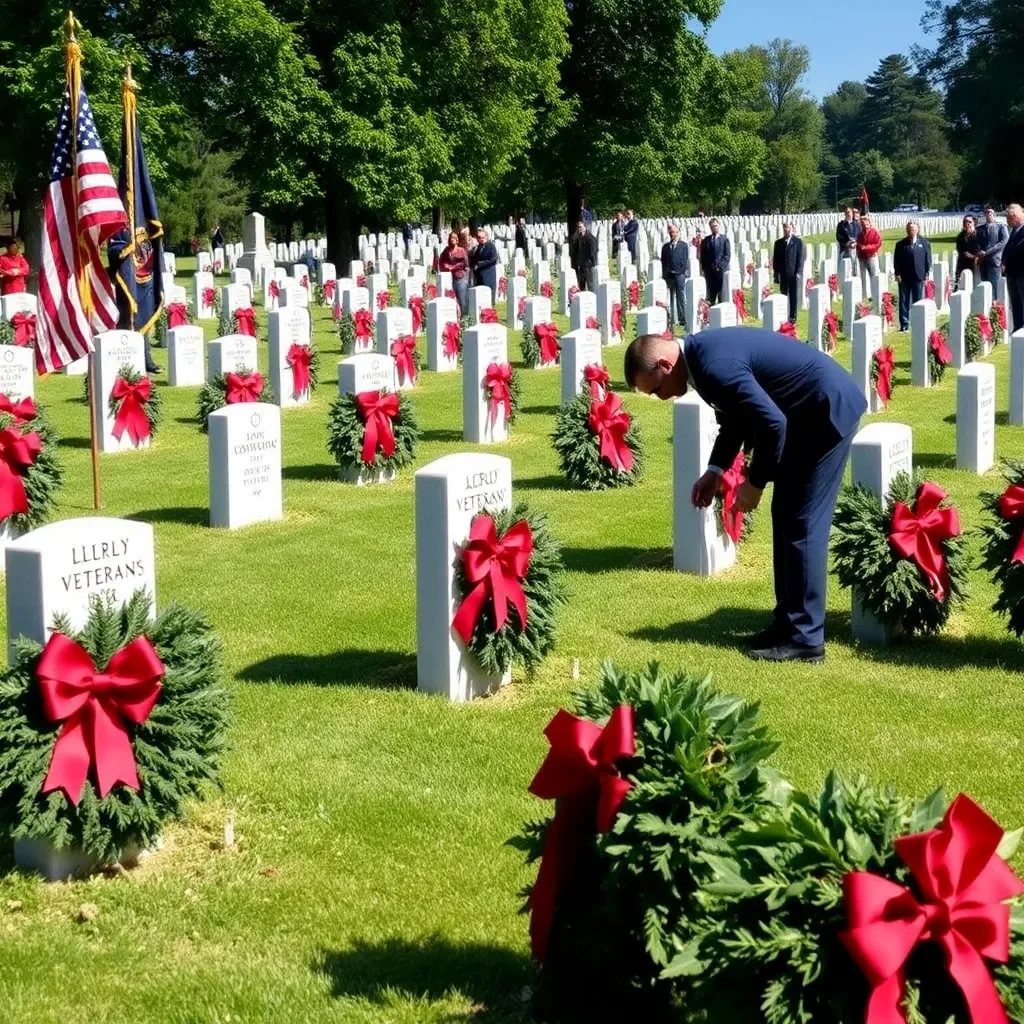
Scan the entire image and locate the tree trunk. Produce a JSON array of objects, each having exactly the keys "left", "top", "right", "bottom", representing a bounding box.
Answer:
[
  {"left": 324, "top": 179, "right": 360, "bottom": 267},
  {"left": 432, "top": 206, "right": 444, "bottom": 237},
  {"left": 565, "top": 180, "right": 584, "bottom": 237},
  {"left": 14, "top": 179, "right": 43, "bottom": 295}
]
